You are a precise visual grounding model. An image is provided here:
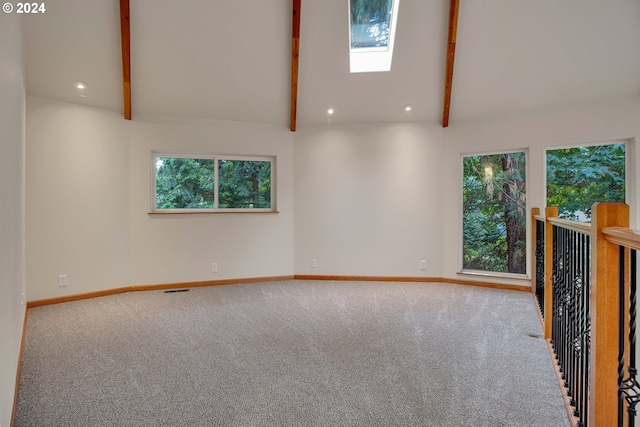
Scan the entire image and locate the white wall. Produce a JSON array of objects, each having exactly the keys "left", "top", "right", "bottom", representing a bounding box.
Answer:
[
  {"left": 126, "top": 116, "right": 295, "bottom": 286},
  {"left": 24, "top": 93, "right": 640, "bottom": 299},
  {"left": 26, "top": 97, "right": 130, "bottom": 301},
  {"left": 294, "top": 96, "right": 640, "bottom": 284},
  {"left": 26, "top": 97, "right": 295, "bottom": 301},
  {"left": 294, "top": 123, "right": 446, "bottom": 277},
  {"left": 0, "top": 13, "right": 26, "bottom": 425}
]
